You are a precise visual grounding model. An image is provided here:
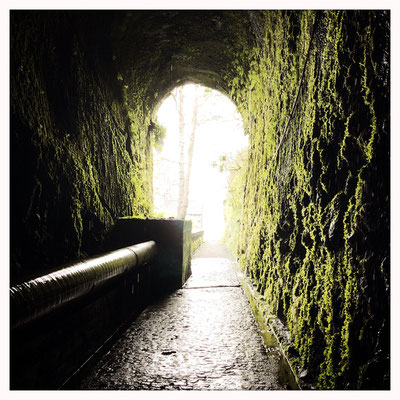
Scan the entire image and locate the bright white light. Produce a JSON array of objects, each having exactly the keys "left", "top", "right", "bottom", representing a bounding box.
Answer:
[{"left": 154, "top": 84, "right": 247, "bottom": 241}]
